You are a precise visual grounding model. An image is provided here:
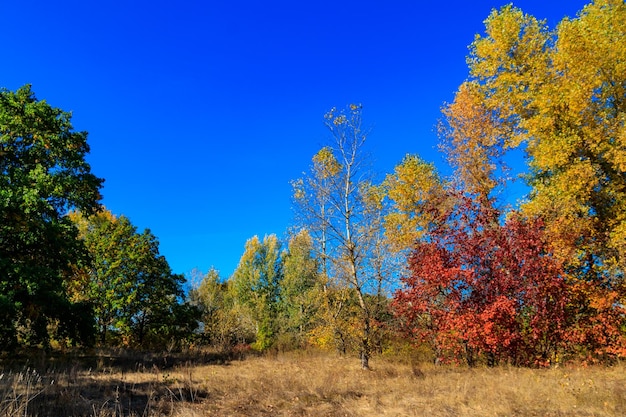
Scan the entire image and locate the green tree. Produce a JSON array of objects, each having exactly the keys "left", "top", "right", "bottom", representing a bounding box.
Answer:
[
  {"left": 188, "top": 268, "right": 237, "bottom": 349},
  {"left": 0, "top": 85, "right": 103, "bottom": 349},
  {"left": 279, "top": 229, "right": 323, "bottom": 348},
  {"left": 229, "top": 234, "right": 283, "bottom": 351},
  {"left": 69, "top": 209, "right": 194, "bottom": 348}
]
